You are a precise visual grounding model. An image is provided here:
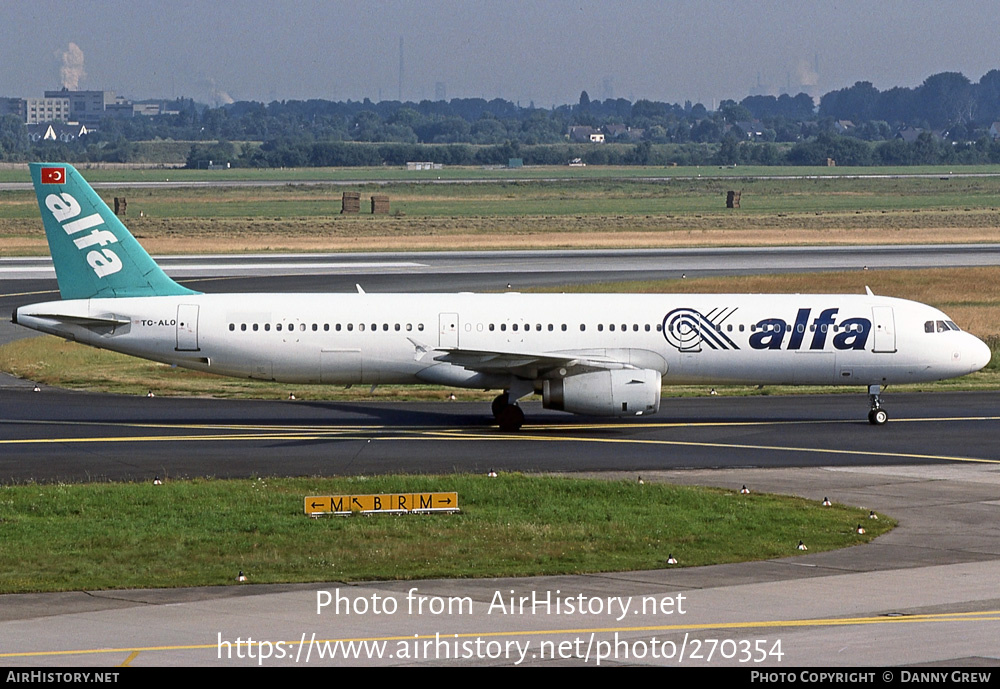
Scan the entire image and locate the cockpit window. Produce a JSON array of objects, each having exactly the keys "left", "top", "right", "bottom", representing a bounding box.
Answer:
[{"left": 926, "top": 319, "right": 963, "bottom": 333}]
